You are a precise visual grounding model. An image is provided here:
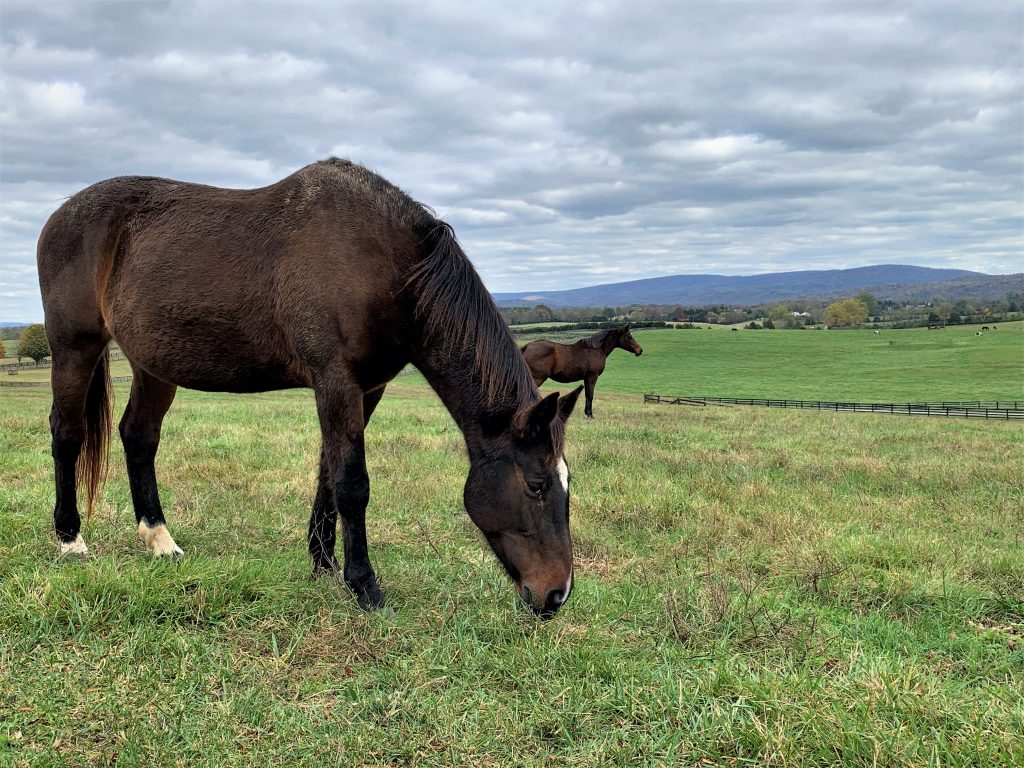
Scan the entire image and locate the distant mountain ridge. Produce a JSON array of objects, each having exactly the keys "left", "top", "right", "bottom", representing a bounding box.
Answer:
[{"left": 493, "top": 265, "right": 1022, "bottom": 307}]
